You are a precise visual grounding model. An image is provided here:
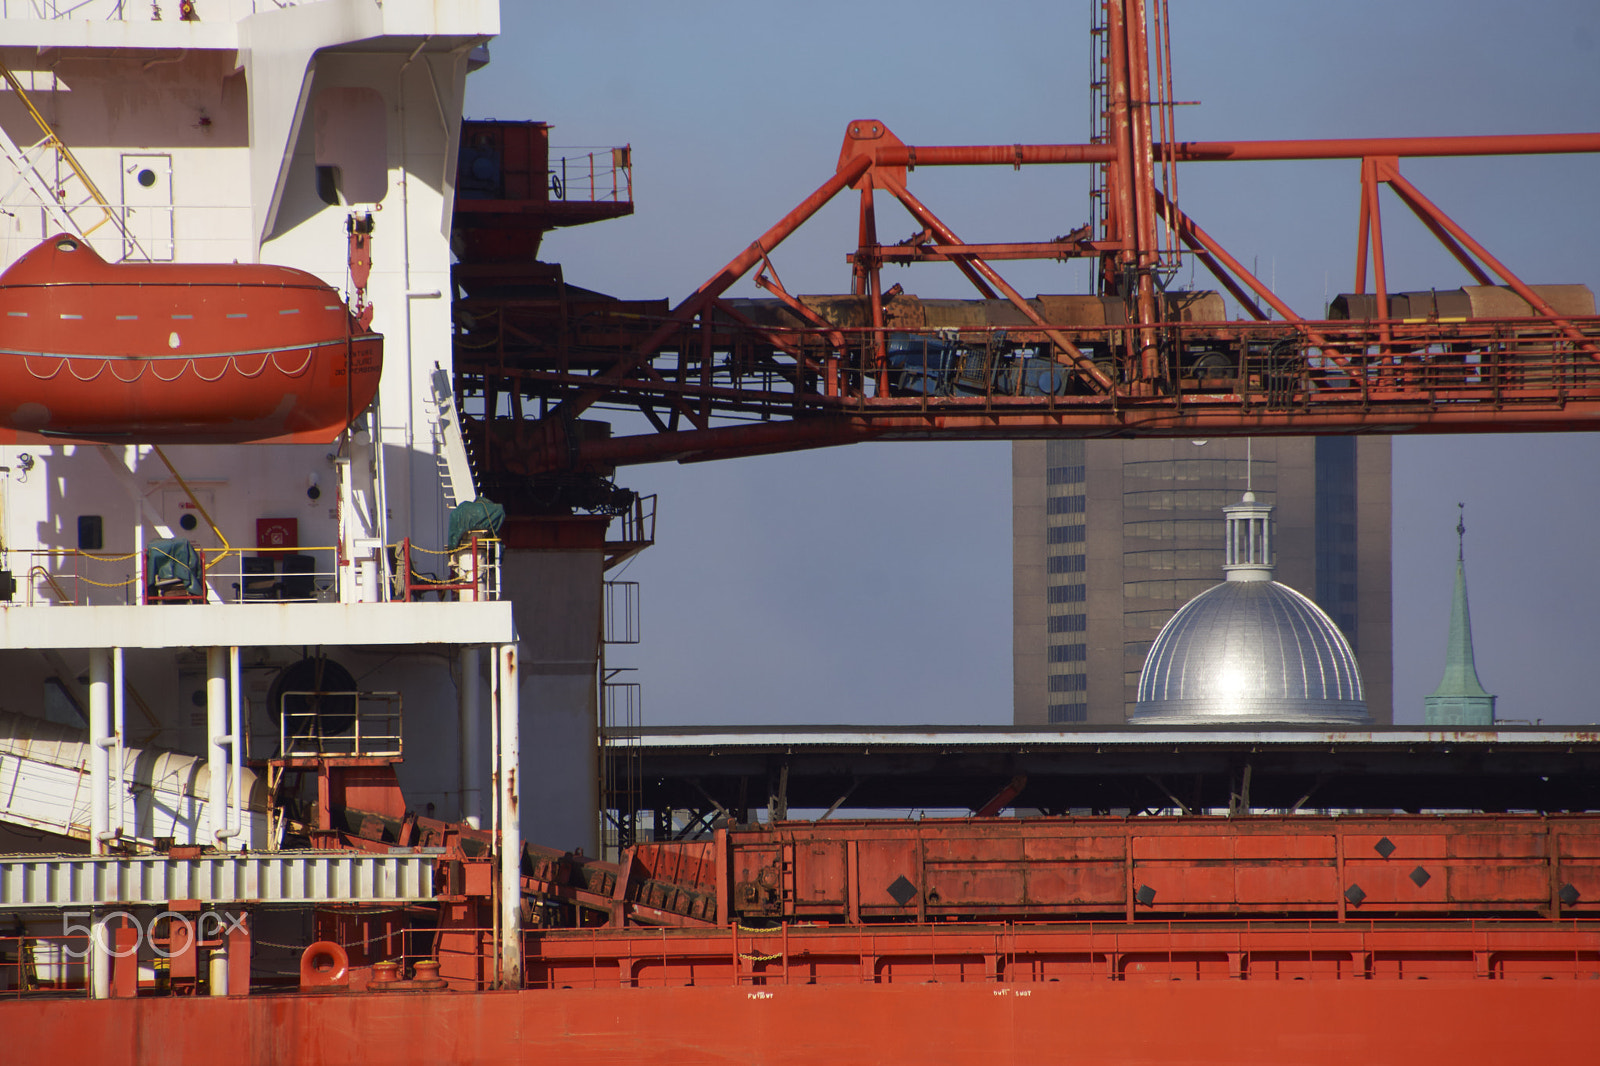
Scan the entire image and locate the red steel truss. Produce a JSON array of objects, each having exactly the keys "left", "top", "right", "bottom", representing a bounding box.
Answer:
[
  {"left": 452, "top": 1, "right": 1600, "bottom": 483},
  {"left": 455, "top": 118, "right": 1600, "bottom": 480}
]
